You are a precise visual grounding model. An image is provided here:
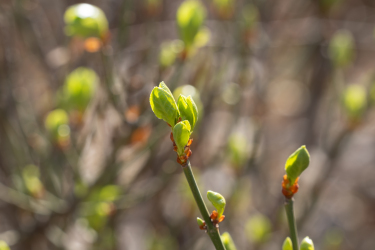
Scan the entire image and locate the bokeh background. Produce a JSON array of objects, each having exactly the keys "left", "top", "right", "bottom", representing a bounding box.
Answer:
[{"left": 1, "top": 0, "right": 375, "bottom": 249}]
